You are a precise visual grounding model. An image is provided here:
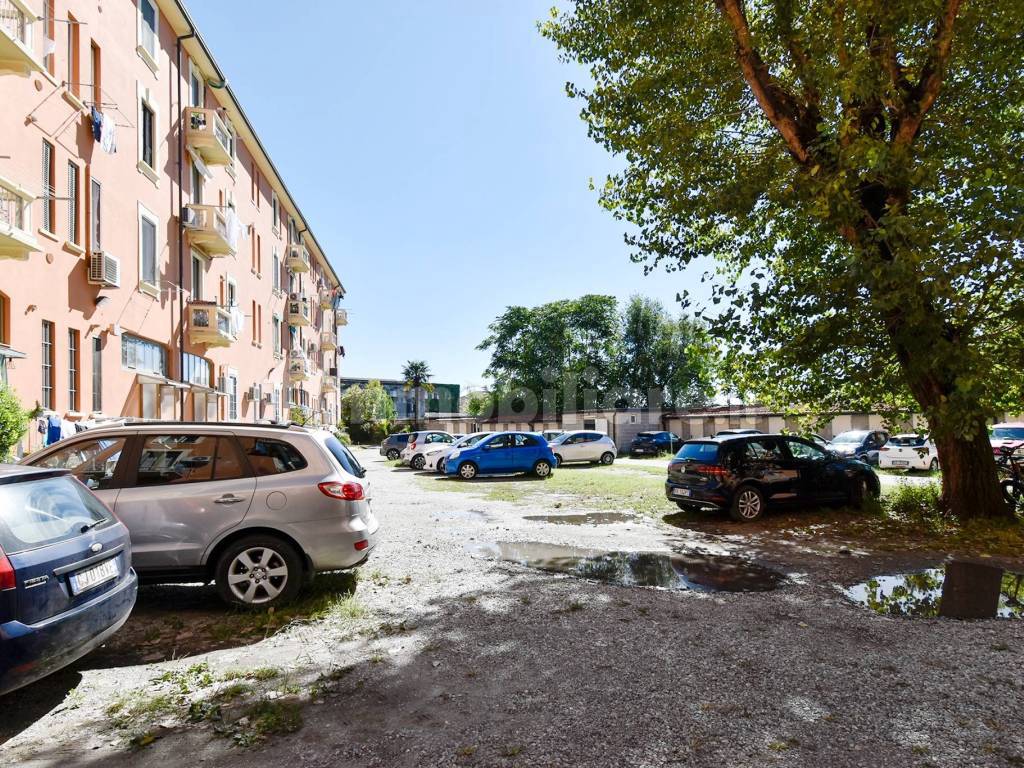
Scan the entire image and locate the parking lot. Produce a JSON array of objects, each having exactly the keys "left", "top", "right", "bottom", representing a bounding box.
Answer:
[{"left": 2, "top": 447, "right": 1022, "bottom": 768}]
